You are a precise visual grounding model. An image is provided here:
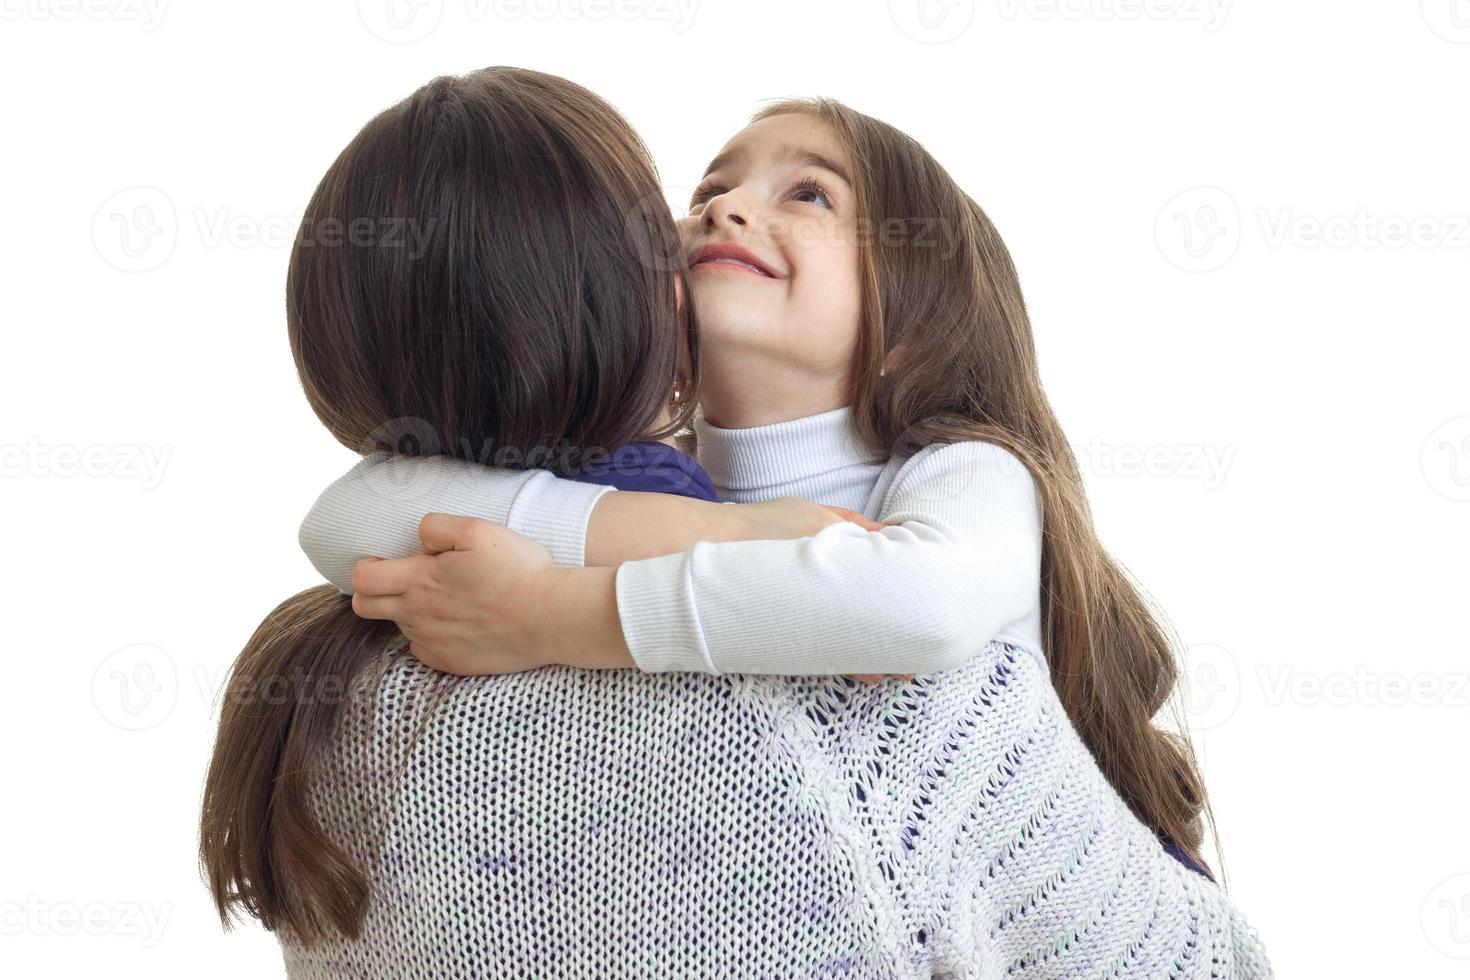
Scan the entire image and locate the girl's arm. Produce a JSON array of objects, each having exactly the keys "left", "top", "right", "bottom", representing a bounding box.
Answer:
[
  {"left": 307, "top": 441, "right": 1040, "bottom": 677},
  {"left": 348, "top": 440, "right": 1041, "bottom": 678},
  {"left": 299, "top": 451, "right": 850, "bottom": 590},
  {"left": 299, "top": 452, "right": 614, "bottom": 591},
  {"left": 610, "top": 440, "right": 1042, "bottom": 675}
]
